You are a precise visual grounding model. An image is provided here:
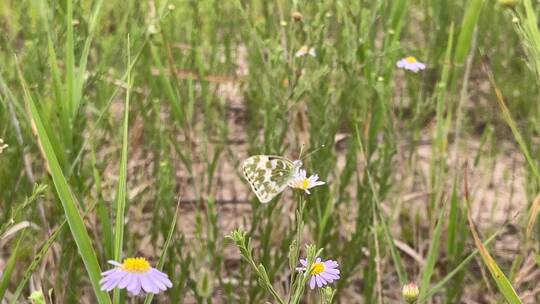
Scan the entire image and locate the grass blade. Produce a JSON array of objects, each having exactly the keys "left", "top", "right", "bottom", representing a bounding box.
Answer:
[
  {"left": 483, "top": 61, "right": 540, "bottom": 183},
  {"left": 454, "top": 0, "right": 484, "bottom": 65},
  {"left": 17, "top": 58, "right": 111, "bottom": 304},
  {"left": 0, "top": 230, "right": 25, "bottom": 300},
  {"left": 464, "top": 167, "right": 523, "bottom": 304},
  {"left": 112, "top": 36, "right": 132, "bottom": 304},
  {"left": 526, "top": 193, "right": 540, "bottom": 240},
  {"left": 419, "top": 201, "right": 446, "bottom": 300}
]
